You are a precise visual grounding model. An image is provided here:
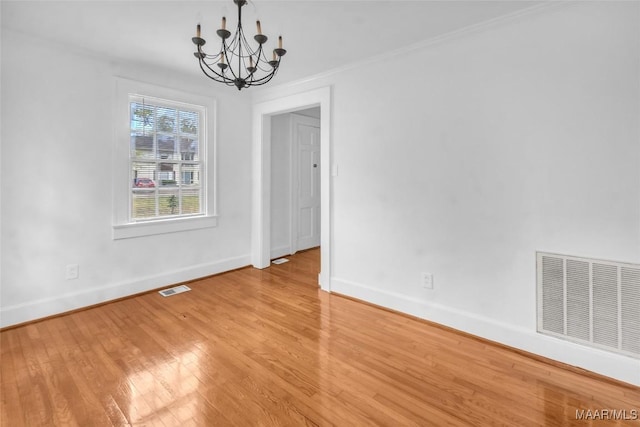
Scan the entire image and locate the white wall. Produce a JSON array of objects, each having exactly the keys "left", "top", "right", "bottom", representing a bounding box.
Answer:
[
  {"left": 0, "top": 29, "right": 254, "bottom": 327},
  {"left": 254, "top": 2, "right": 640, "bottom": 385}
]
